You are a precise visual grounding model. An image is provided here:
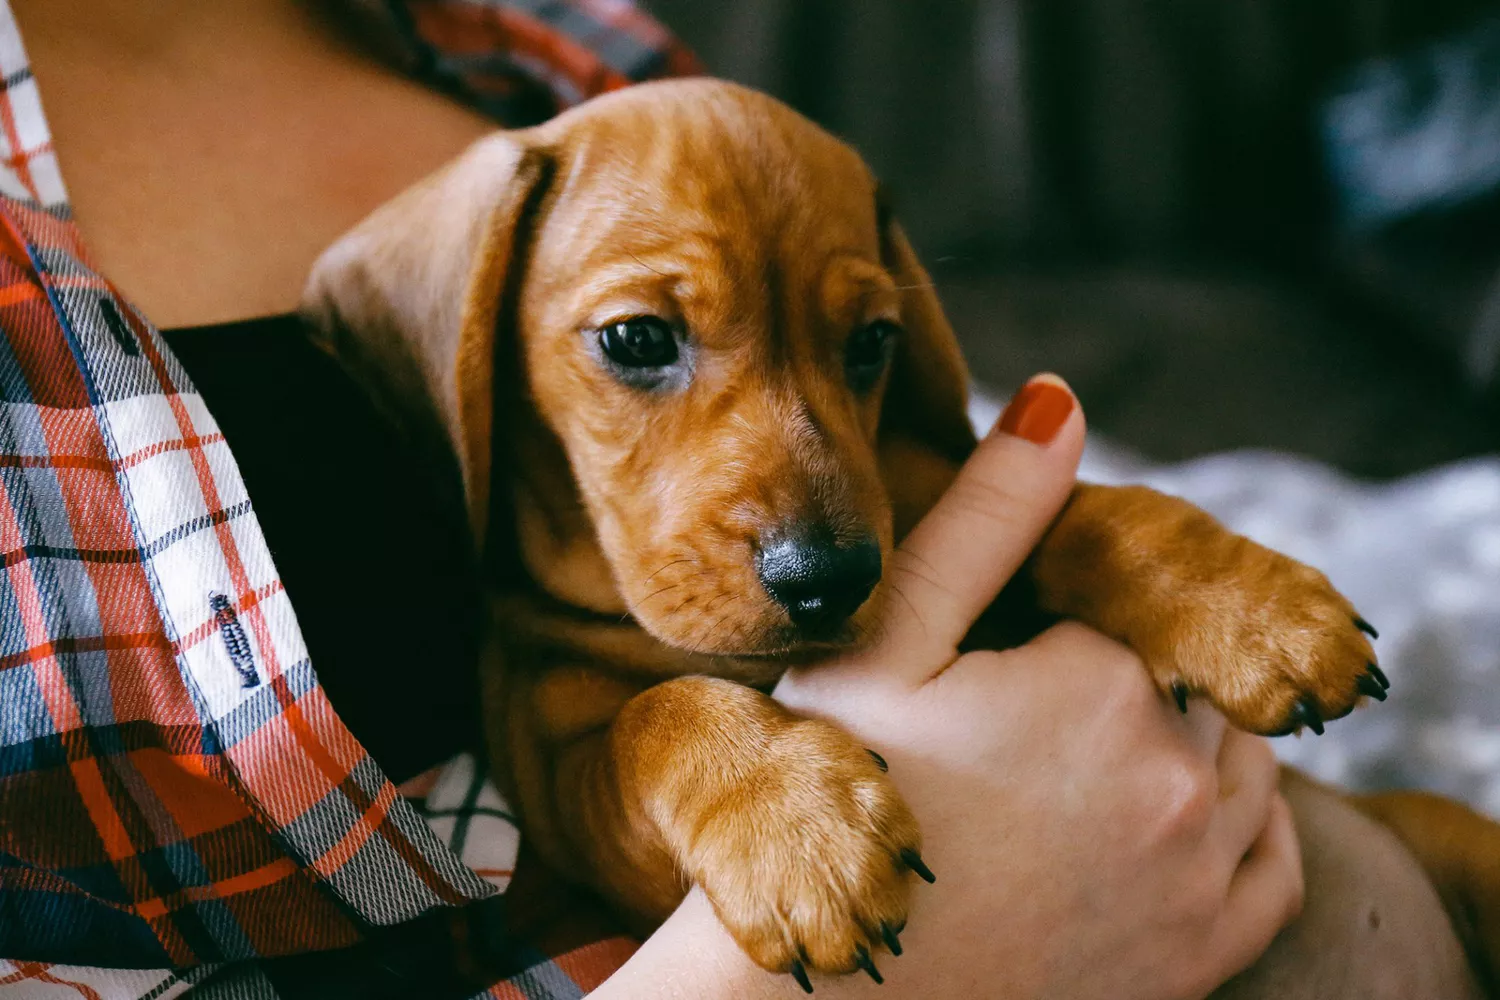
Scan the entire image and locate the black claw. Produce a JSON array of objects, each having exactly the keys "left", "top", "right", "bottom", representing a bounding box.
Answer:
[
  {"left": 880, "top": 921, "right": 903, "bottom": 957},
  {"left": 900, "top": 848, "right": 936, "bottom": 884},
  {"left": 867, "top": 749, "right": 889, "bottom": 772},
  {"left": 789, "top": 959, "right": 813, "bottom": 993},
  {"left": 1354, "top": 617, "right": 1379, "bottom": 640},
  {"left": 855, "top": 946, "right": 883, "bottom": 984},
  {"left": 1367, "top": 662, "right": 1390, "bottom": 691},
  {"left": 1291, "top": 698, "right": 1325, "bottom": 736},
  {"left": 1171, "top": 682, "right": 1190, "bottom": 715},
  {"left": 1357, "top": 673, "right": 1388, "bottom": 702}
]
